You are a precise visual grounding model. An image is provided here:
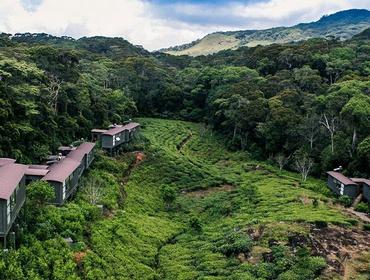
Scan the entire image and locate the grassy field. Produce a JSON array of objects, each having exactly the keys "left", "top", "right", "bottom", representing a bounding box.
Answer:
[{"left": 79, "top": 118, "right": 368, "bottom": 280}]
